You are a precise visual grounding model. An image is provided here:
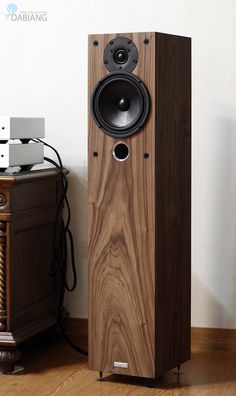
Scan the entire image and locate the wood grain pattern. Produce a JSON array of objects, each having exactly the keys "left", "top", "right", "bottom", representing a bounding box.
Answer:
[
  {"left": 155, "top": 33, "right": 191, "bottom": 376},
  {"left": 88, "top": 32, "right": 191, "bottom": 379},
  {"left": 0, "top": 169, "right": 64, "bottom": 372},
  {"left": 0, "top": 337, "right": 235, "bottom": 395},
  {"left": 88, "top": 32, "right": 156, "bottom": 379},
  {"left": 68, "top": 318, "right": 236, "bottom": 353}
]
